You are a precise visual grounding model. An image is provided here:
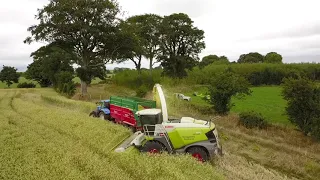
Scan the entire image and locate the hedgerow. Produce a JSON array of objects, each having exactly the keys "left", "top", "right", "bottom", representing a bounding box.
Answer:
[{"left": 187, "top": 63, "right": 320, "bottom": 86}]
